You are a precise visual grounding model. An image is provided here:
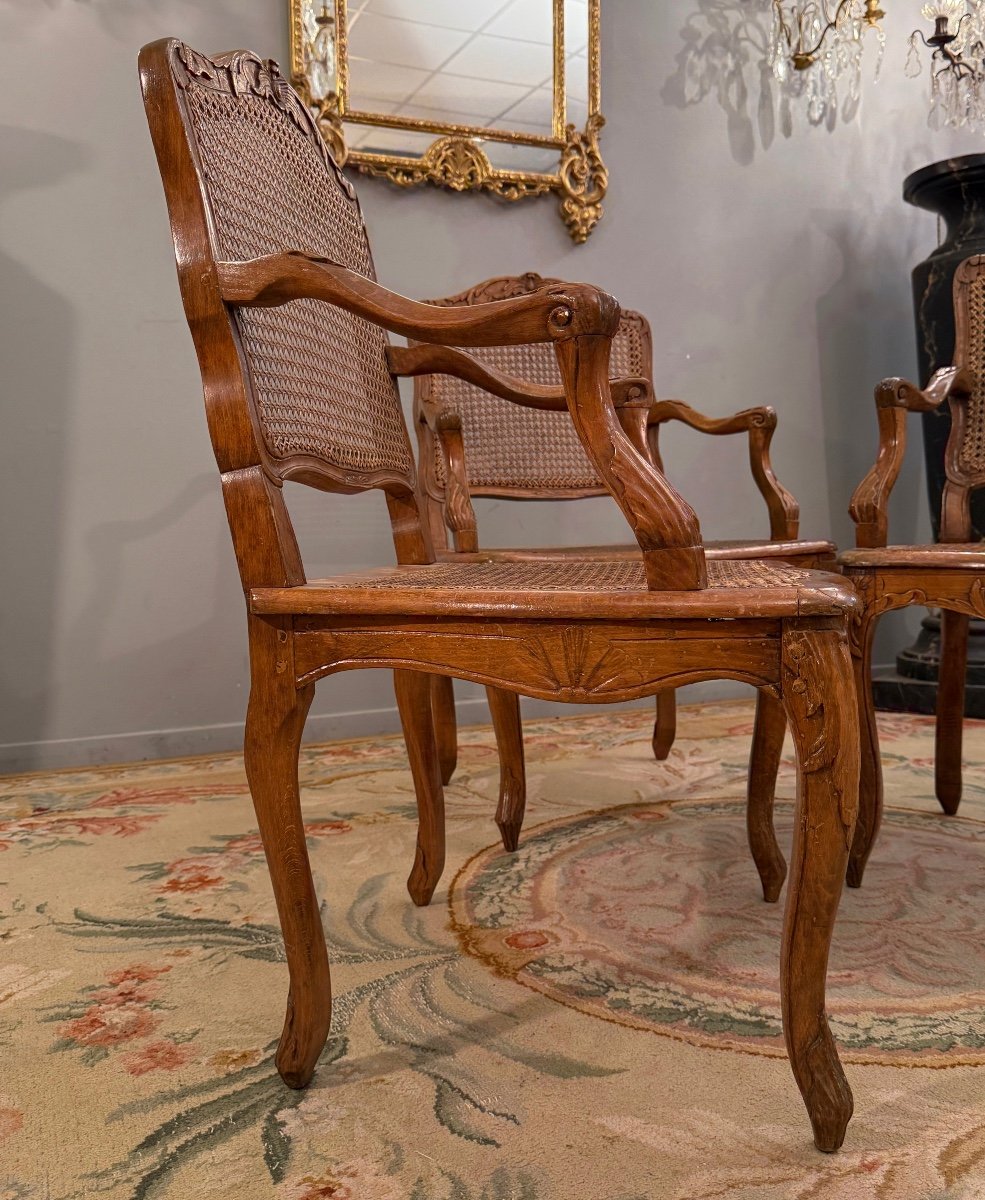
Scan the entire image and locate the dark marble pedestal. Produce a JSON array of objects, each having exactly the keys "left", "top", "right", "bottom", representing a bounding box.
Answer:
[
  {"left": 873, "top": 612, "right": 985, "bottom": 716},
  {"left": 876, "top": 156, "right": 985, "bottom": 714}
]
